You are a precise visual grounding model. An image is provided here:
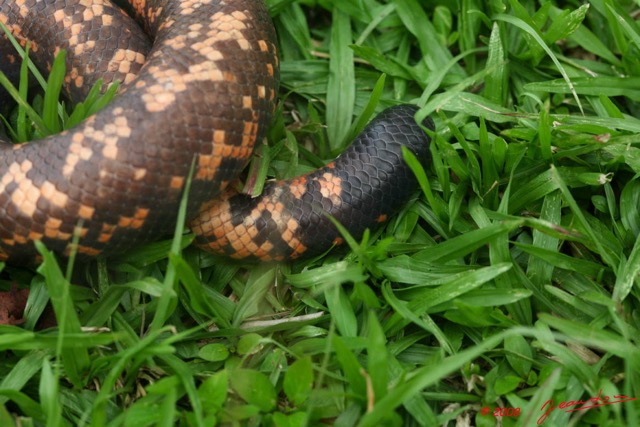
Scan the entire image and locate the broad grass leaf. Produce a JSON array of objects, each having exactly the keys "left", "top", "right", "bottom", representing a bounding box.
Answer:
[
  {"left": 230, "top": 369, "right": 277, "bottom": 412},
  {"left": 198, "top": 370, "right": 228, "bottom": 415},
  {"left": 198, "top": 344, "right": 230, "bottom": 362},
  {"left": 283, "top": 357, "right": 313, "bottom": 406},
  {"left": 504, "top": 334, "right": 533, "bottom": 377},
  {"left": 325, "top": 284, "right": 357, "bottom": 338}
]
